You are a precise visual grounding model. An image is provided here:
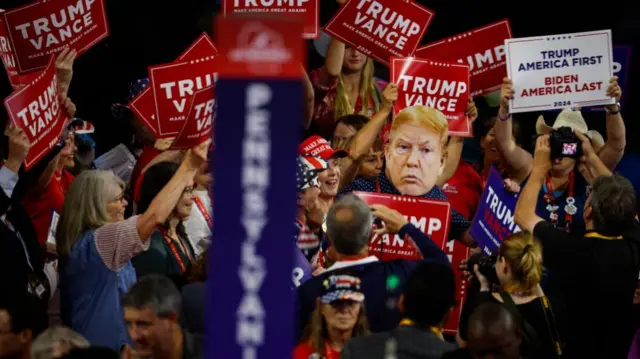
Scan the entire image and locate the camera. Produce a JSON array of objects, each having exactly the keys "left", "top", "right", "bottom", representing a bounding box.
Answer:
[
  {"left": 549, "top": 126, "right": 582, "bottom": 160},
  {"left": 467, "top": 253, "right": 499, "bottom": 285}
]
